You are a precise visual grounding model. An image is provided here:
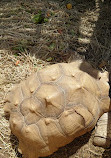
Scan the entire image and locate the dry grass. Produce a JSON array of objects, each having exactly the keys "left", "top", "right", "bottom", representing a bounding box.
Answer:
[{"left": 0, "top": 0, "right": 111, "bottom": 157}]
